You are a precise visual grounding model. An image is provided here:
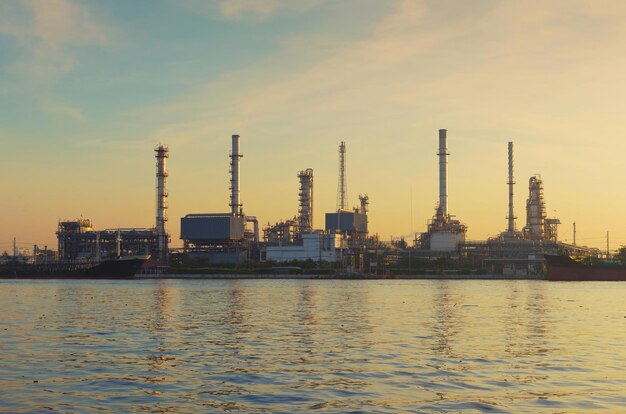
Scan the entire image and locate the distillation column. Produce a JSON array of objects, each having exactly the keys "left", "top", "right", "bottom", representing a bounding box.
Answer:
[
  {"left": 438, "top": 129, "right": 449, "bottom": 217},
  {"left": 155, "top": 144, "right": 169, "bottom": 262},
  {"left": 230, "top": 134, "right": 243, "bottom": 216}
]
